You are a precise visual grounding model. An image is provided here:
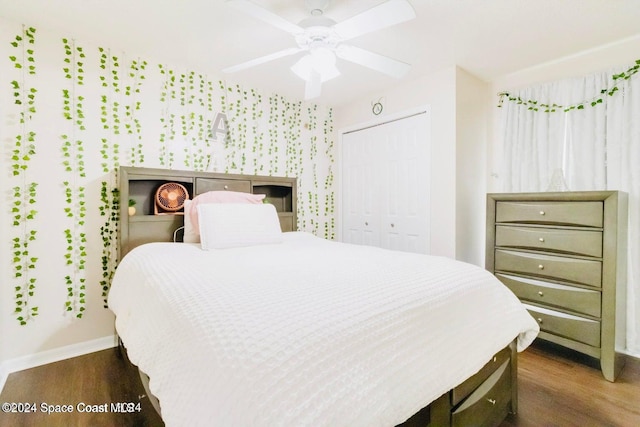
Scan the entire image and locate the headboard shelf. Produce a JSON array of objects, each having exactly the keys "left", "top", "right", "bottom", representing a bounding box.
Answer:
[
  {"left": 128, "top": 179, "right": 194, "bottom": 216},
  {"left": 118, "top": 166, "right": 298, "bottom": 260},
  {"left": 252, "top": 183, "right": 293, "bottom": 213}
]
